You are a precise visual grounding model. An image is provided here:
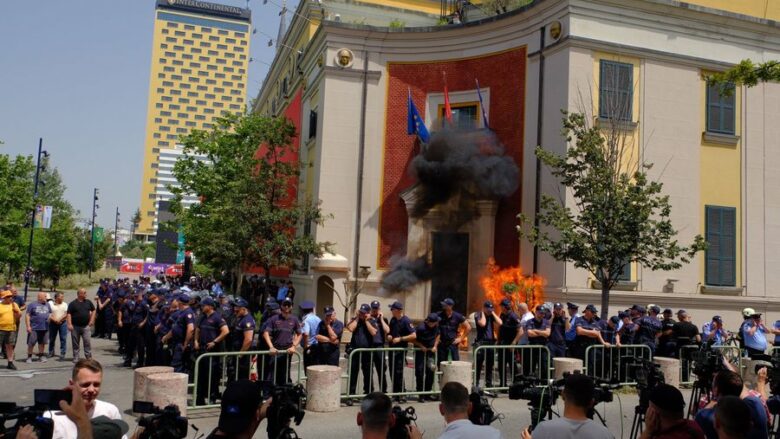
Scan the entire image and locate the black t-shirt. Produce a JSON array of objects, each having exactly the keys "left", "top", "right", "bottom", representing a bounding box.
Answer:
[
  {"left": 67, "top": 299, "right": 95, "bottom": 327},
  {"left": 672, "top": 321, "right": 699, "bottom": 343}
]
